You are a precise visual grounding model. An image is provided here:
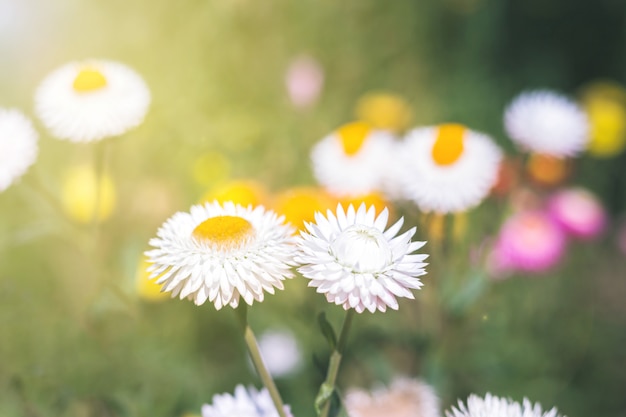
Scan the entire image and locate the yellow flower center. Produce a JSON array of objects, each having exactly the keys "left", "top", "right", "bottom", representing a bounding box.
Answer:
[
  {"left": 73, "top": 68, "right": 107, "bottom": 92},
  {"left": 192, "top": 215, "right": 255, "bottom": 250},
  {"left": 337, "top": 122, "right": 372, "bottom": 156},
  {"left": 432, "top": 123, "right": 466, "bottom": 165}
]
